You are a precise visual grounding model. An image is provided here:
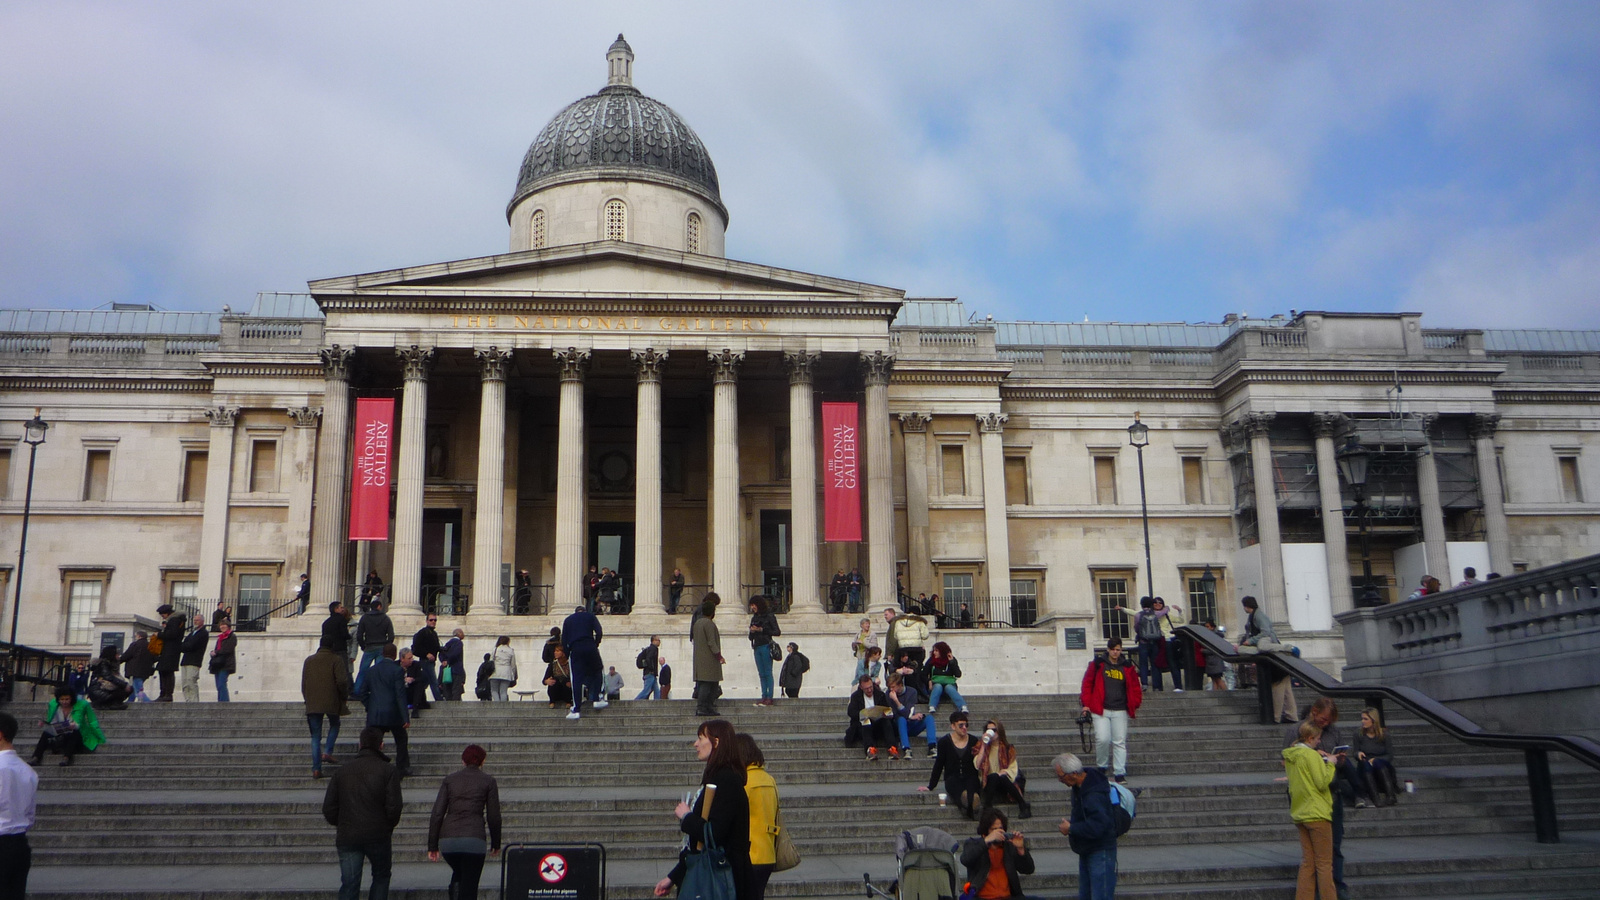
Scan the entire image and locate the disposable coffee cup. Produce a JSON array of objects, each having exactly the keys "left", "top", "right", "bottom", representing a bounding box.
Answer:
[
  {"left": 1404, "top": 780, "right": 1415, "bottom": 793},
  {"left": 938, "top": 792, "right": 948, "bottom": 806}
]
